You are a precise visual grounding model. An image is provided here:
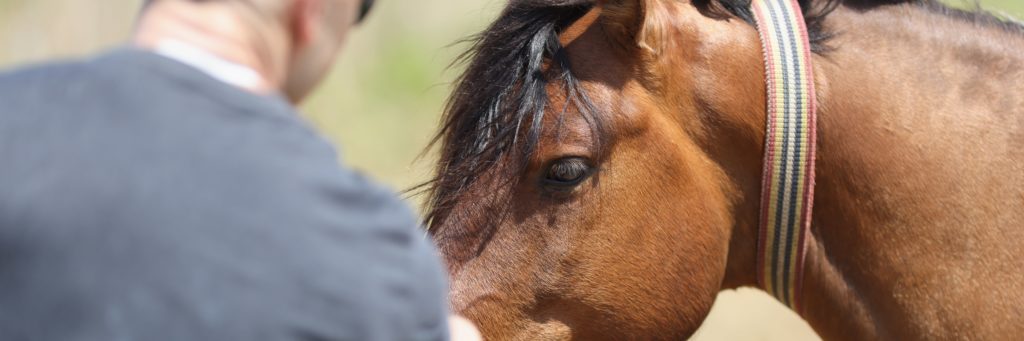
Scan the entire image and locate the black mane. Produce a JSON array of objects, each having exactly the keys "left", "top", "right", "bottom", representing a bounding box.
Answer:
[
  {"left": 421, "top": 0, "right": 1021, "bottom": 229},
  {"left": 696, "top": 0, "right": 841, "bottom": 52}
]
